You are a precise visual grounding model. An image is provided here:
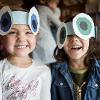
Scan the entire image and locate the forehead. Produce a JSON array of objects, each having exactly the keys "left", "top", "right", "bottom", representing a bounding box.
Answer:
[{"left": 11, "top": 24, "right": 30, "bottom": 30}]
